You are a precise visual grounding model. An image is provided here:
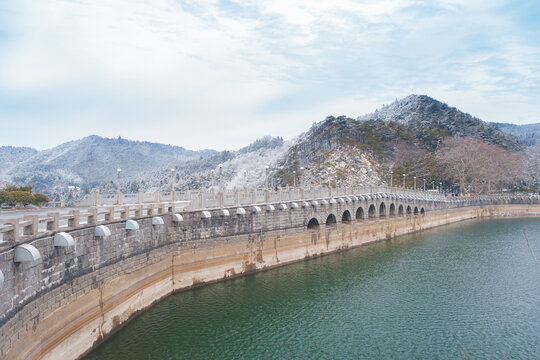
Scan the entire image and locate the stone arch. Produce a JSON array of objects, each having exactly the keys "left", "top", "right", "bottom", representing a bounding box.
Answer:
[
  {"left": 307, "top": 218, "right": 319, "bottom": 230},
  {"left": 389, "top": 203, "right": 396, "bottom": 217},
  {"left": 342, "top": 210, "right": 351, "bottom": 224},
  {"left": 326, "top": 214, "right": 337, "bottom": 227},
  {"left": 406, "top": 205, "right": 412, "bottom": 215},
  {"left": 356, "top": 207, "right": 364, "bottom": 220},
  {"left": 368, "top": 204, "right": 376, "bottom": 218},
  {"left": 414, "top": 206, "right": 419, "bottom": 215},
  {"left": 379, "top": 202, "right": 386, "bottom": 218},
  {"left": 420, "top": 207, "right": 425, "bottom": 215},
  {"left": 398, "top": 204, "right": 404, "bottom": 216}
]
